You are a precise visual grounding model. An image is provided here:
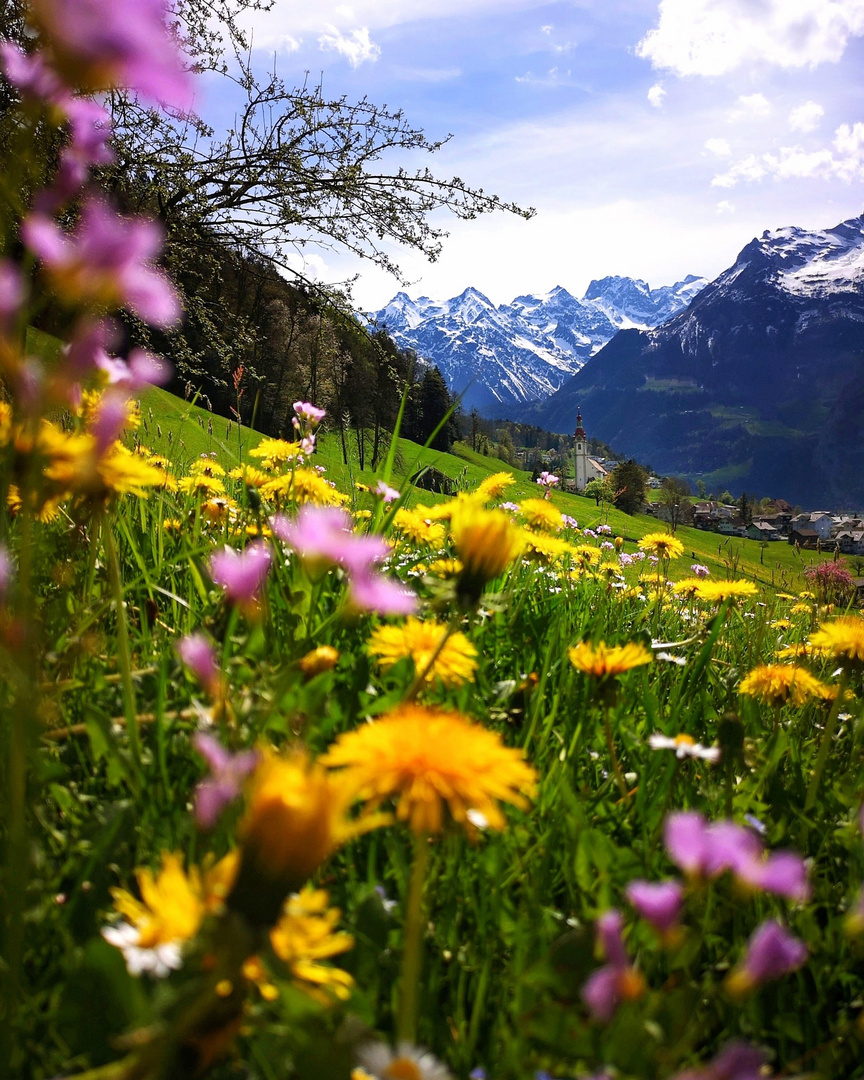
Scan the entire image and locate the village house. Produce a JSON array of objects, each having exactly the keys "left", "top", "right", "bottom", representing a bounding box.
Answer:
[
  {"left": 791, "top": 512, "right": 833, "bottom": 541},
  {"left": 746, "top": 520, "right": 782, "bottom": 541},
  {"left": 788, "top": 527, "right": 822, "bottom": 549},
  {"left": 836, "top": 530, "right": 864, "bottom": 556}
]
